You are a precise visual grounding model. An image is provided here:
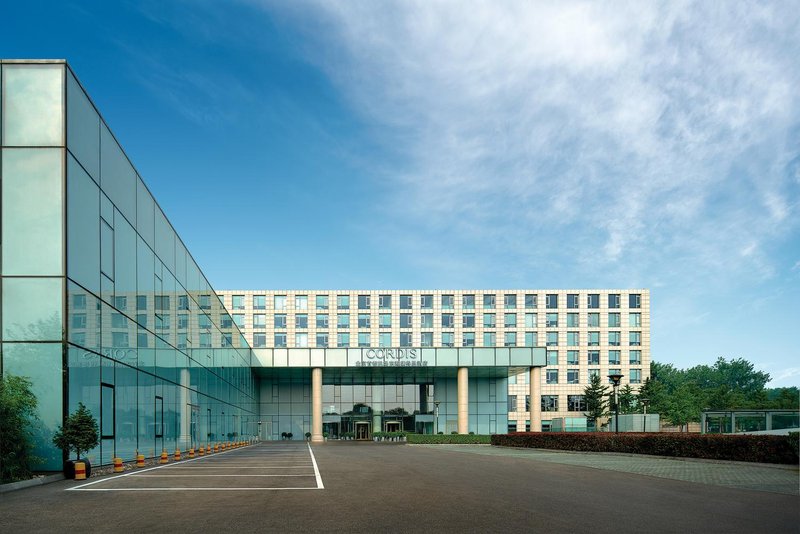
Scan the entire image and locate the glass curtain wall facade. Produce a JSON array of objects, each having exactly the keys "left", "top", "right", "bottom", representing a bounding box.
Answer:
[{"left": 0, "top": 61, "right": 257, "bottom": 470}]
